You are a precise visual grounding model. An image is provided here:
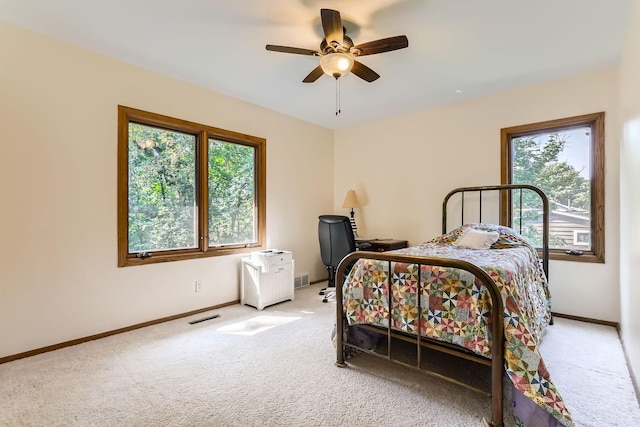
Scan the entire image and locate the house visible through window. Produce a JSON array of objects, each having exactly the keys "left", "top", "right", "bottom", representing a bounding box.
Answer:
[
  {"left": 118, "top": 106, "right": 266, "bottom": 267},
  {"left": 501, "top": 112, "right": 604, "bottom": 263}
]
